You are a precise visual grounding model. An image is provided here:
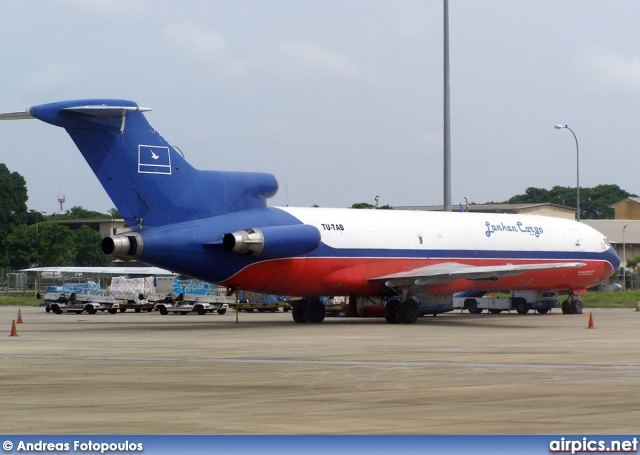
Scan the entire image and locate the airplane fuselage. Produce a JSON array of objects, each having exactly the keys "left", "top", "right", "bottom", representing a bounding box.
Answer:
[{"left": 131, "top": 206, "right": 618, "bottom": 297}]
